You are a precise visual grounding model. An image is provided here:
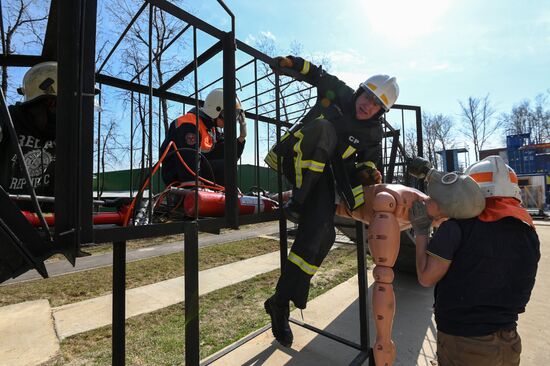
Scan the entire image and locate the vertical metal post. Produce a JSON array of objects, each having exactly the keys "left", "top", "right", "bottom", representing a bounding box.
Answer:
[
  {"left": 184, "top": 222, "right": 199, "bottom": 365},
  {"left": 56, "top": 0, "right": 86, "bottom": 262},
  {"left": 355, "top": 222, "right": 370, "bottom": 350},
  {"left": 96, "top": 90, "right": 101, "bottom": 197},
  {"left": 416, "top": 107, "right": 423, "bottom": 157},
  {"left": 254, "top": 59, "right": 260, "bottom": 212},
  {"left": 112, "top": 240, "right": 126, "bottom": 366},
  {"left": 192, "top": 26, "right": 199, "bottom": 219},
  {"left": 275, "top": 74, "right": 287, "bottom": 265},
  {"left": 80, "top": 0, "right": 97, "bottom": 244},
  {"left": 130, "top": 92, "right": 134, "bottom": 197},
  {"left": 157, "top": 96, "right": 161, "bottom": 194},
  {"left": 223, "top": 31, "right": 238, "bottom": 228},
  {"left": 147, "top": 3, "right": 154, "bottom": 221}
]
